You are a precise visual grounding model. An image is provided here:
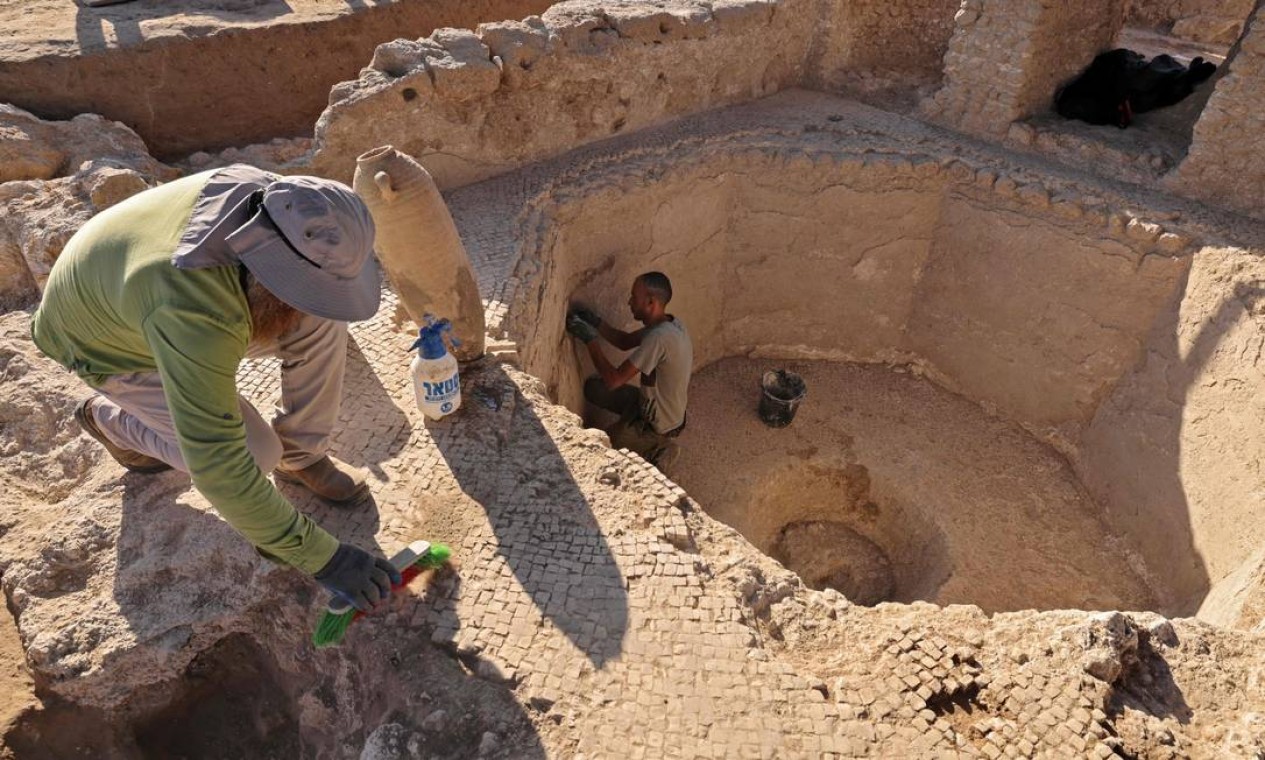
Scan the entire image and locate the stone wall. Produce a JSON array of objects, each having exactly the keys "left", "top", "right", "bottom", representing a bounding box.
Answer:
[
  {"left": 1170, "top": 4, "right": 1265, "bottom": 220},
  {"left": 809, "top": 0, "right": 961, "bottom": 94},
  {"left": 1128, "top": 0, "right": 1255, "bottom": 45},
  {"left": 922, "top": 0, "right": 1129, "bottom": 135},
  {"left": 311, "top": 0, "right": 968, "bottom": 188},
  {"left": 311, "top": 0, "right": 816, "bottom": 187}
]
